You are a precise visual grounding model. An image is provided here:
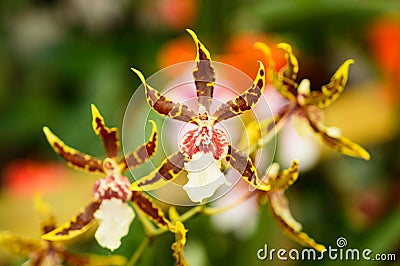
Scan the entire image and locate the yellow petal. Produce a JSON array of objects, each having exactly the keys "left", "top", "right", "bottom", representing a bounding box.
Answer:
[
  {"left": 42, "top": 201, "right": 100, "bottom": 242},
  {"left": 0, "top": 231, "right": 42, "bottom": 256},
  {"left": 42, "top": 127, "right": 104, "bottom": 173},
  {"left": 306, "top": 112, "right": 370, "bottom": 160},
  {"left": 119, "top": 120, "right": 158, "bottom": 172},
  {"left": 254, "top": 42, "right": 296, "bottom": 101},
  {"left": 268, "top": 192, "right": 325, "bottom": 252},
  {"left": 131, "top": 191, "right": 172, "bottom": 230},
  {"left": 130, "top": 152, "right": 185, "bottom": 191},
  {"left": 187, "top": 29, "right": 215, "bottom": 112},
  {"left": 131, "top": 68, "right": 198, "bottom": 124},
  {"left": 302, "top": 59, "right": 354, "bottom": 108},
  {"left": 91, "top": 104, "right": 120, "bottom": 159},
  {"left": 171, "top": 221, "right": 189, "bottom": 266},
  {"left": 34, "top": 193, "right": 57, "bottom": 234},
  {"left": 213, "top": 61, "right": 266, "bottom": 123},
  {"left": 264, "top": 160, "right": 299, "bottom": 191},
  {"left": 277, "top": 43, "right": 299, "bottom": 81}
]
